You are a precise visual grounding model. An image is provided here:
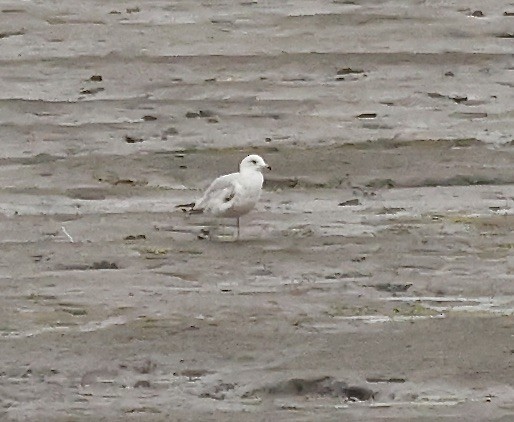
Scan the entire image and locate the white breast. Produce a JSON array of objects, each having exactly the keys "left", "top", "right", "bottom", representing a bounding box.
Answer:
[{"left": 218, "top": 171, "right": 263, "bottom": 218}]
